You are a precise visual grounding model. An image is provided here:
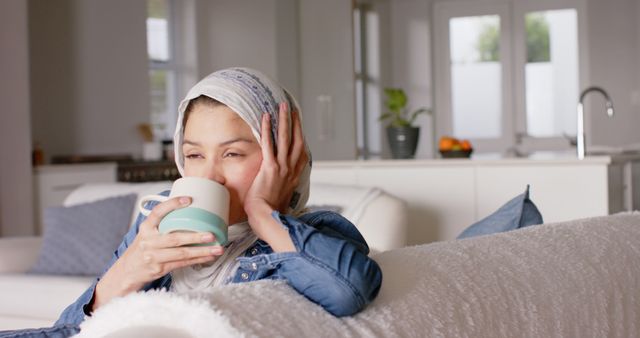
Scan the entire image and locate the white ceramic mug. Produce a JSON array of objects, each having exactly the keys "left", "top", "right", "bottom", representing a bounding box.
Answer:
[{"left": 138, "top": 177, "right": 230, "bottom": 246}]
